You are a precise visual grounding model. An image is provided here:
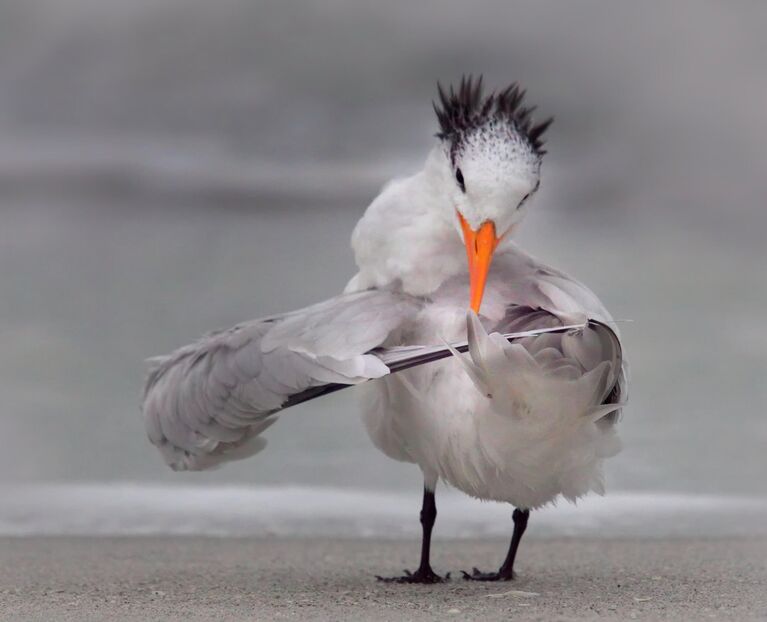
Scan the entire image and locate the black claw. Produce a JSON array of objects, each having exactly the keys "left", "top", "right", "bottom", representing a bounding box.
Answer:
[
  {"left": 461, "top": 567, "right": 516, "bottom": 582},
  {"left": 376, "top": 568, "right": 447, "bottom": 584}
]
